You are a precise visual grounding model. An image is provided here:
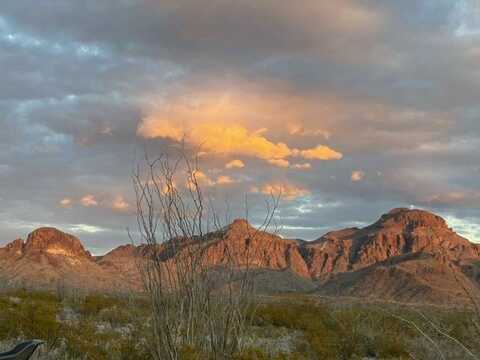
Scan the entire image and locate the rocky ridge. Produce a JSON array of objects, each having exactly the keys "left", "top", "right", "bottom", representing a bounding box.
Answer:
[{"left": 0, "top": 208, "right": 479, "bottom": 305}]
